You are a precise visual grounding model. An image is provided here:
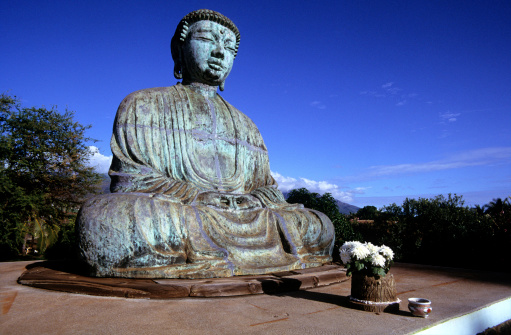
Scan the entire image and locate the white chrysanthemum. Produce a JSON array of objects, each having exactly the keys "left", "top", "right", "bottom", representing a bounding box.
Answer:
[
  {"left": 351, "top": 244, "right": 370, "bottom": 260},
  {"left": 365, "top": 242, "right": 379, "bottom": 255},
  {"left": 379, "top": 245, "right": 394, "bottom": 260},
  {"left": 342, "top": 241, "right": 362, "bottom": 250},
  {"left": 340, "top": 249, "right": 351, "bottom": 264},
  {"left": 371, "top": 254, "right": 386, "bottom": 267}
]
